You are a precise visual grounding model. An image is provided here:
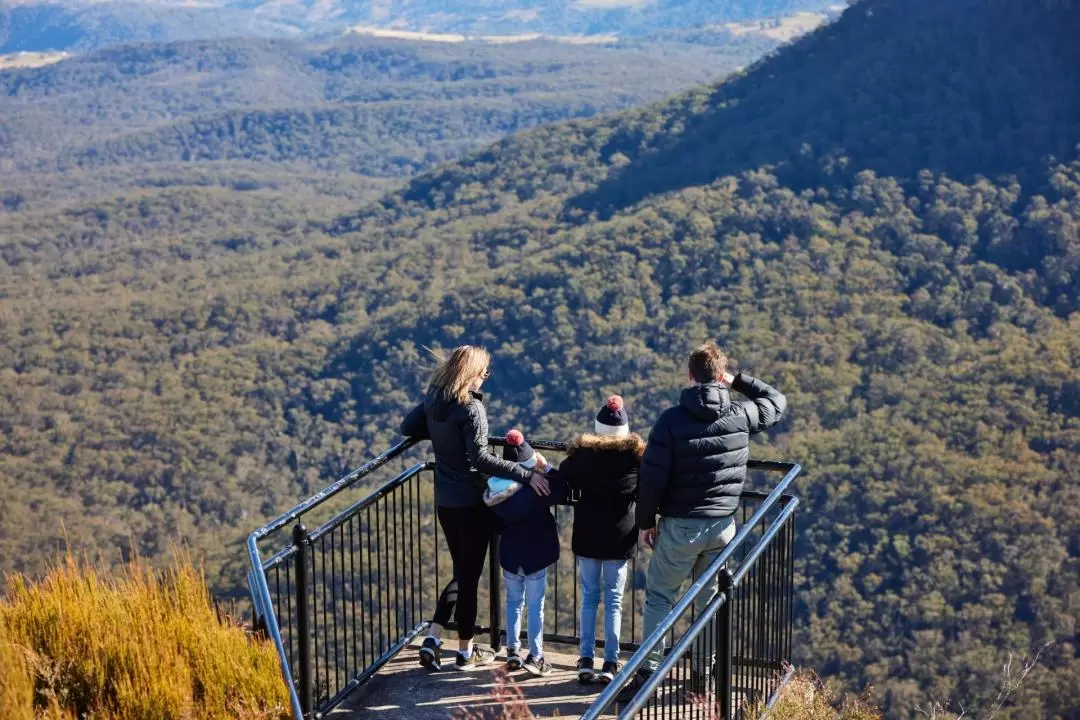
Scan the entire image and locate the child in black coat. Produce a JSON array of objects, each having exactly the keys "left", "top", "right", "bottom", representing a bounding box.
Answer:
[
  {"left": 556, "top": 396, "right": 644, "bottom": 684},
  {"left": 484, "top": 430, "right": 568, "bottom": 676}
]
